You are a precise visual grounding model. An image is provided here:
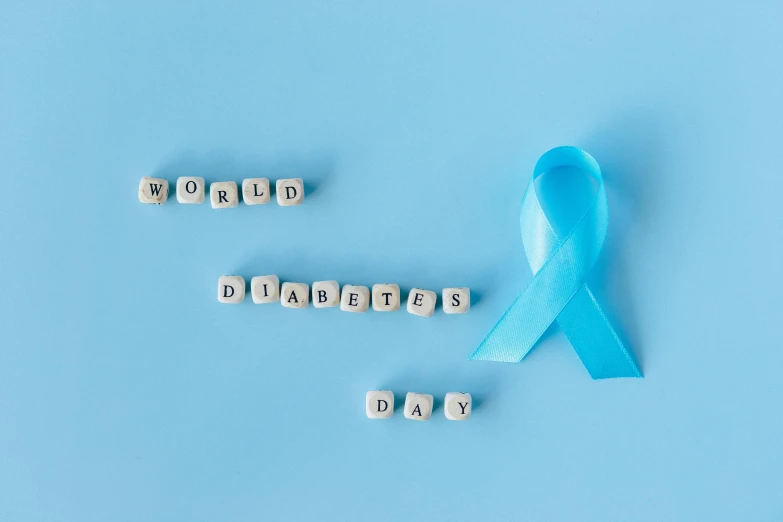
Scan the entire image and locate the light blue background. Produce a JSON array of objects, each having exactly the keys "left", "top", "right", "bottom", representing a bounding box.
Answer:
[{"left": 1, "top": 2, "right": 782, "bottom": 521}]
